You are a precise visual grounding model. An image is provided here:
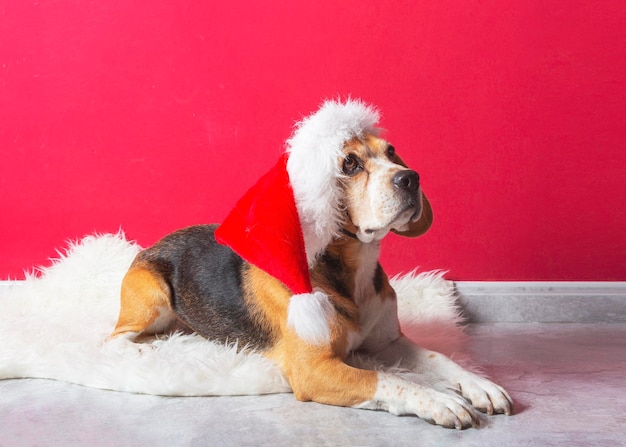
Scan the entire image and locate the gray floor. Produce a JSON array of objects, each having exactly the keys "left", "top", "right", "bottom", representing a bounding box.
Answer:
[{"left": 1, "top": 323, "right": 625, "bottom": 447}]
